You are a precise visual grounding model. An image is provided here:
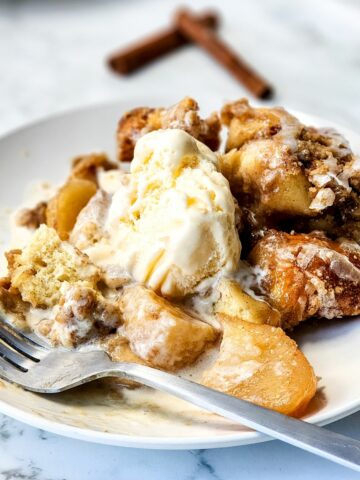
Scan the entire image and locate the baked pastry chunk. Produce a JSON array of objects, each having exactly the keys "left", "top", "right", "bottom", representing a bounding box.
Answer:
[
  {"left": 70, "top": 153, "right": 117, "bottom": 184},
  {"left": 8, "top": 225, "right": 100, "bottom": 308},
  {"left": 202, "top": 314, "right": 317, "bottom": 417},
  {"left": 49, "top": 285, "right": 122, "bottom": 347},
  {"left": 0, "top": 277, "right": 29, "bottom": 327},
  {"left": 119, "top": 285, "right": 217, "bottom": 370},
  {"left": 15, "top": 201, "right": 47, "bottom": 230},
  {"left": 117, "top": 97, "right": 220, "bottom": 161},
  {"left": 249, "top": 229, "right": 360, "bottom": 329},
  {"left": 5, "top": 226, "right": 121, "bottom": 347},
  {"left": 220, "top": 99, "right": 360, "bottom": 233},
  {"left": 214, "top": 278, "right": 281, "bottom": 327}
]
